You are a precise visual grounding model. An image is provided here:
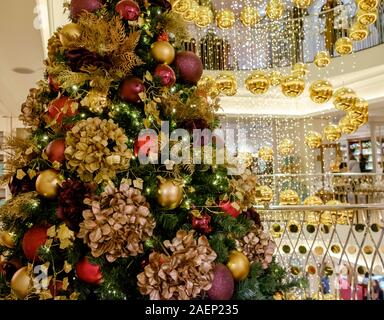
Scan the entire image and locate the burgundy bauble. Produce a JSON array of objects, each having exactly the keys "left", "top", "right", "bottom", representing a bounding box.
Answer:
[
  {"left": 119, "top": 77, "right": 145, "bottom": 104},
  {"left": 48, "top": 75, "right": 60, "bottom": 92},
  {"left": 154, "top": 64, "right": 176, "bottom": 87},
  {"left": 219, "top": 201, "right": 240, "bottom": 218},
  {"left": 70, "top": 0, "right": 103, "bottom": 19},
  {"left": 207, "top": 264, "right": 235, "bottom": 300},
  {"left": 22, "top": 226, "right": 49, "bottom": 261},
  {"left": 46, "top": 139, "right": 66, "bottom": 164},
  {"left": 174, "top": 51, "right": 203, "bottom": 84},
  {"left": 192, "top": 214, "right": 212, "bottom": 234},
  {"left": 115, "top": 0, "right": 141, "bottom": 21},
  {"left": 47, "top": 96, "right": 77, "bottom": 125},
  {"left": 76, "top": 257, "right": 103, "bottom": 285},
  {"left": 49, "top": 280, "right": 64, "bottom": 297},
  {"left": 0, "top": 259, "right": 22, "bottom": 282}
]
